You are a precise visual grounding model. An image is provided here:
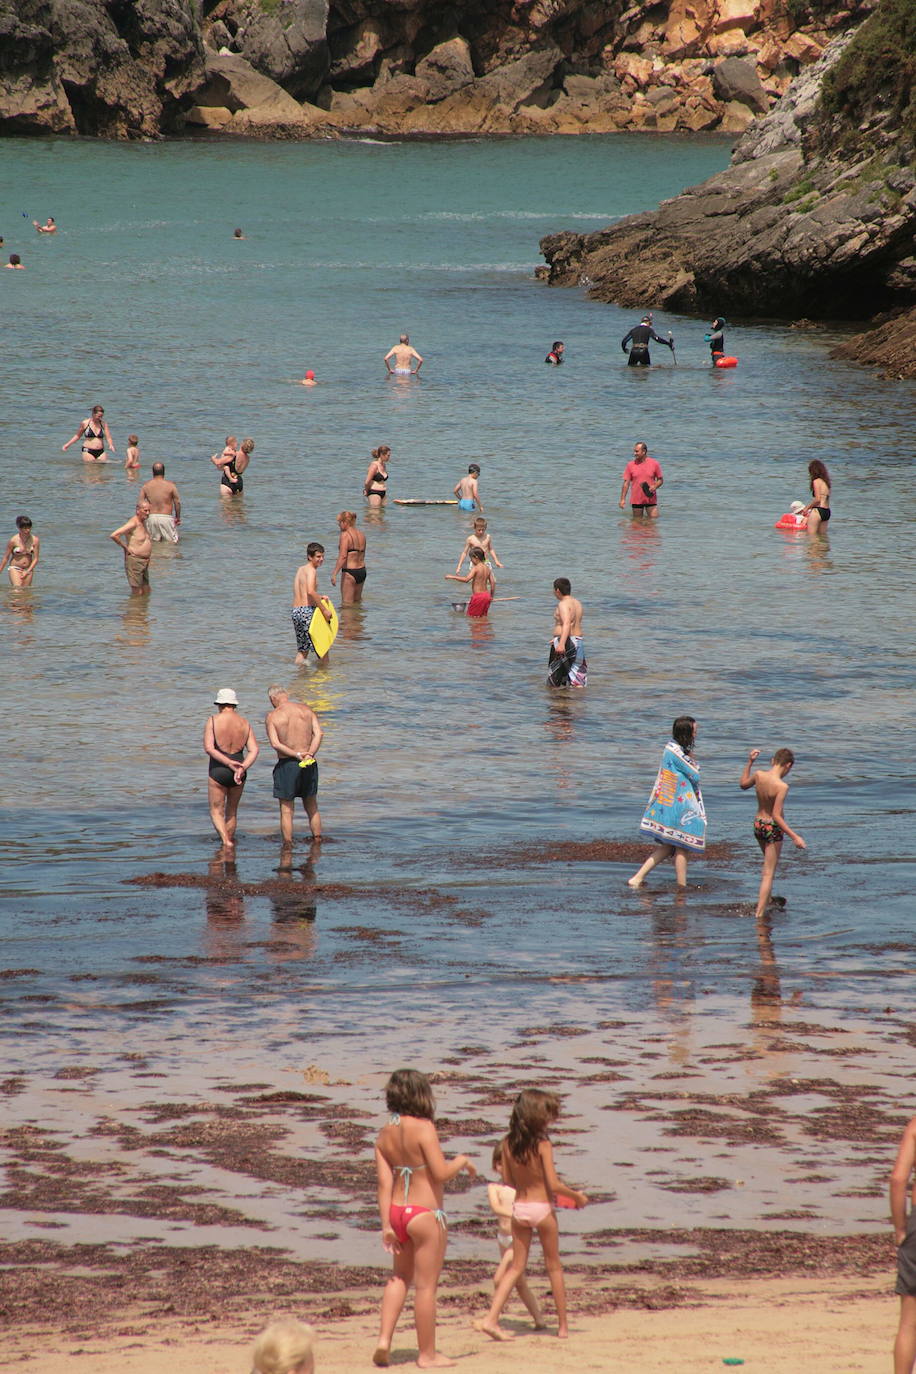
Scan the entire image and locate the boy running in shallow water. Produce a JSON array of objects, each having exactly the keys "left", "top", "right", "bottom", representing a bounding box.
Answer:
[
  {"left": 455, "top": 517, "right": 503, "bottom": 574},
  {"left": 739, "top": 747, "right": 806, "bottom": 918}
]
